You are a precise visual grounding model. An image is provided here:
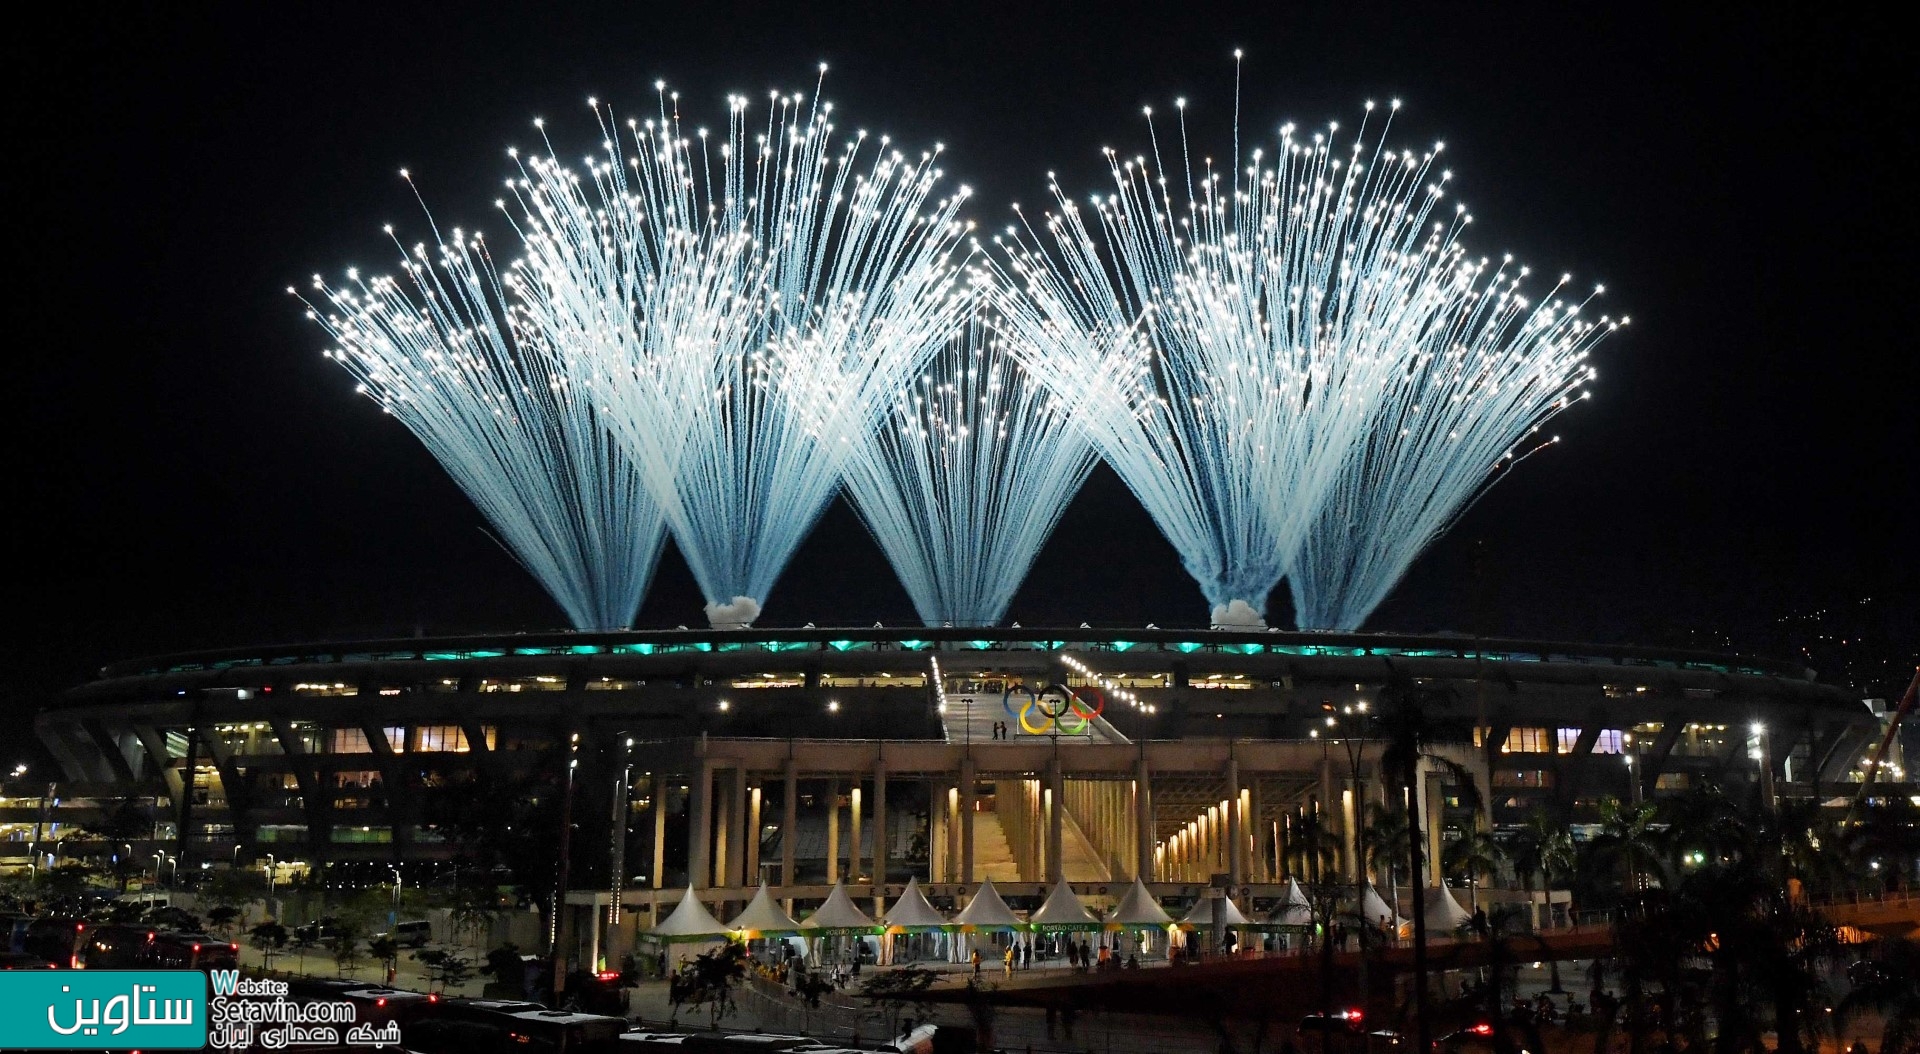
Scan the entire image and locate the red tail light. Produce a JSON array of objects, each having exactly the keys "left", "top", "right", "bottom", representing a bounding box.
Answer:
[
  {"left": 1344, "top": 1010, "right": 1364, "bottom": 1021},
  {"left": 428, "top": 994, "right": 440, "bottom": 1003},
  {"left": 597, "top": 970, "right": 620, "bottom": 981},
  {"left": 192, "top": 944, "right": 201, "bottom": 953},
  {"left": 375, "top": 997, "right": 387, "bottom": 1007},
  {"left": 229, "top": 943, "right": 238, "bottom": 951},
  {"left": 75, "top": 924, "right": 85, "bottom": 932},
  {"left": 1470, "top": 1024, "right": 1493, "bottom": 1036}
]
